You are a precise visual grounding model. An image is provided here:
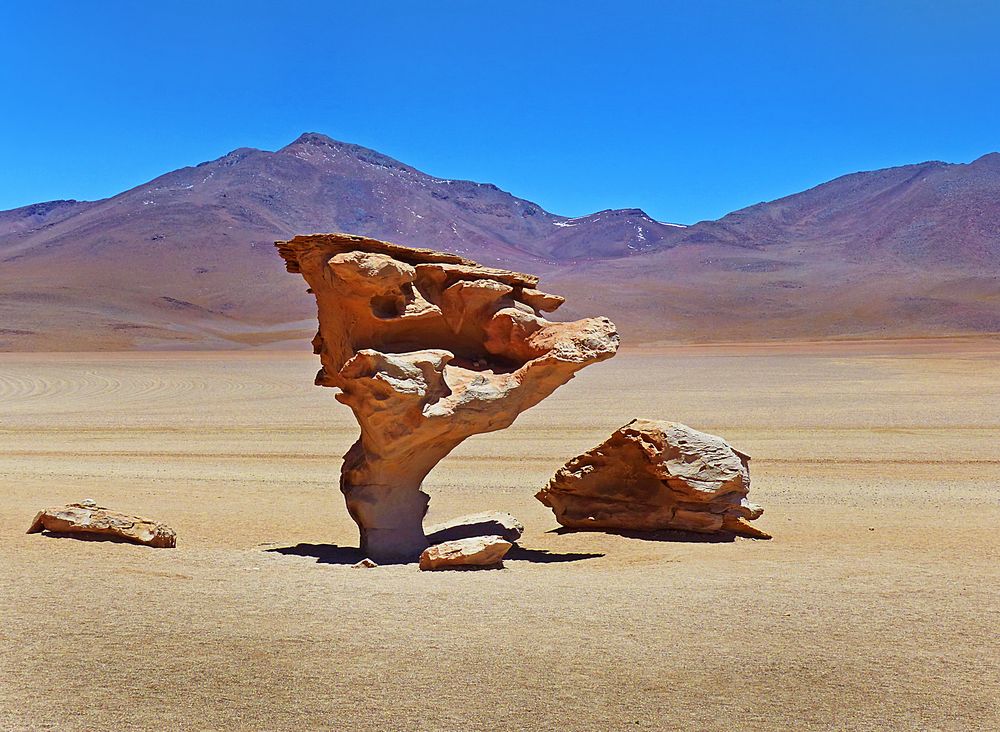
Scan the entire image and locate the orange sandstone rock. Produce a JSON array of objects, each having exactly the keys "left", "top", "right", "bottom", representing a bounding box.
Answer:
[
  {"left": 26, "top": 500, "right": 177, "bottom": 548},
  {"left": 276, "top": 233, "right": 619, "bottom": 561},
  {"left": 537, "top": 419, "right": 769, "bottom": 538},
  {"left": 418, "top": 535, "right": 512, "bottom": 570}
]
